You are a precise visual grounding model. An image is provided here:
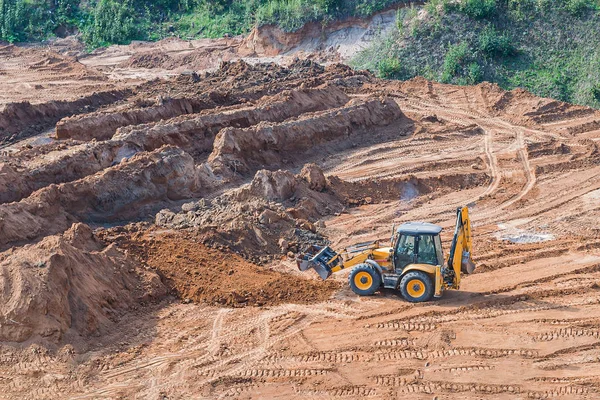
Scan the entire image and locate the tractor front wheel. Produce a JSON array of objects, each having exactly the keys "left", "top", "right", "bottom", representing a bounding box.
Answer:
[
  {"left": 348, "top": 264, "right": 381, "bottom": 296},
  {"left": 400, "top": 271, "right": 434, "bottom": 303}
]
